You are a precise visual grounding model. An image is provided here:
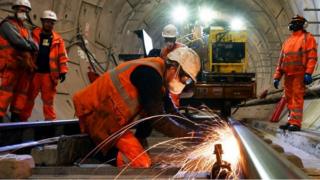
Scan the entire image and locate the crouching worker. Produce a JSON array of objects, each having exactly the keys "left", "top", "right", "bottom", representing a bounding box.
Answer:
[{"left": 73, "top": 47, "right": 201, "bottom": 168}]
